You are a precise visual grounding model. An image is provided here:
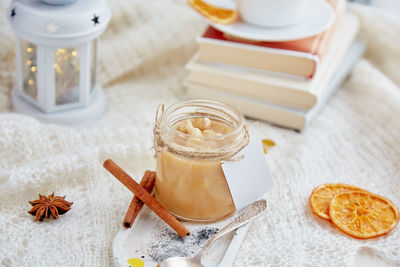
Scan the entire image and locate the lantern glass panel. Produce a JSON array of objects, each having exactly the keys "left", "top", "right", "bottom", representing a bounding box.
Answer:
[
  {"left": 90, "top": 39, "right": 98, "bottom": 93},
  {"left": 20, "top": 40, "right": 38, "bottom": 100},
  {"left": 54, "top": 48, "right": 80, "bottom": 105}
]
